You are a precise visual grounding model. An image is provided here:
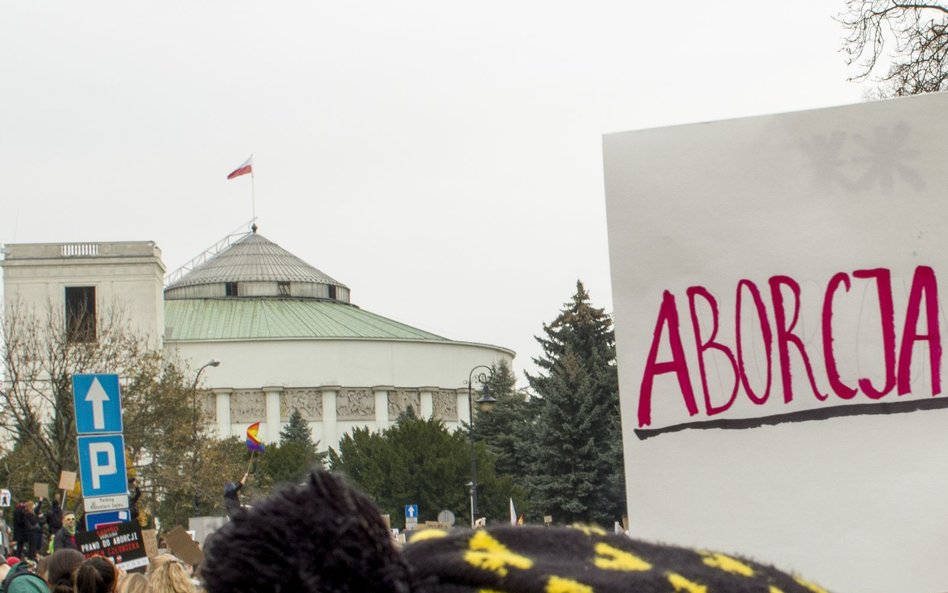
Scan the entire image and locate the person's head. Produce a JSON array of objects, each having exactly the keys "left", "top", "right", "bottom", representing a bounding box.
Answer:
[
  {"left": 35, "top": 556, "right": 49, "bottom": 580},
  {"left": 147, "top": 555, "right": 194, "bottom": 593},
  {"left": 46, "top": 549, "right": 84, "bottom": 593},
  {"left": 74, "top": 556, "right": 119, "bottom": 593},
  {"left": 118, "top": 572, "right": 151, "bottom": 593},
  {"left": 24, "top": 500, "right": 34, "bottom": 514},
  {"left": 63, "top": 513, "right": 77, "bottom": 531}
]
